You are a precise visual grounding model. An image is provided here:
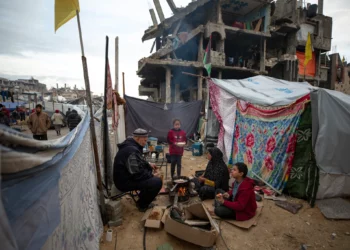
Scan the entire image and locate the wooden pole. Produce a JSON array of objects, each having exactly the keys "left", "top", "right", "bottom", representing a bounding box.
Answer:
[
  {"left": 76, "top": 10, "right": 106, "bottom": 223},
  {"left": 103, "top": 36, "right": 109, "bottom": 193},
  {"left": 115, "top": 37, "right": 119, "bottom": 92},
  {"left": 114, "top": 37, "right": 119, "bottom": 154},
  {"left": 150, "top": 39, "right": 156, "bottom": 53},
  {"left": 204, "top": 78, "right": 210, "bottom": 152},
  {"left": 122, "top": 72, "right": 127, "bottom": 137},
  {"left": 122, "top": 72, "right": 126, "bottom": 97},
  {"left": 182, "top": 71, "right": 208, "bottom": 79},
  {"left": 197, "top": 69, "right": 203, "bottom": 100}
]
